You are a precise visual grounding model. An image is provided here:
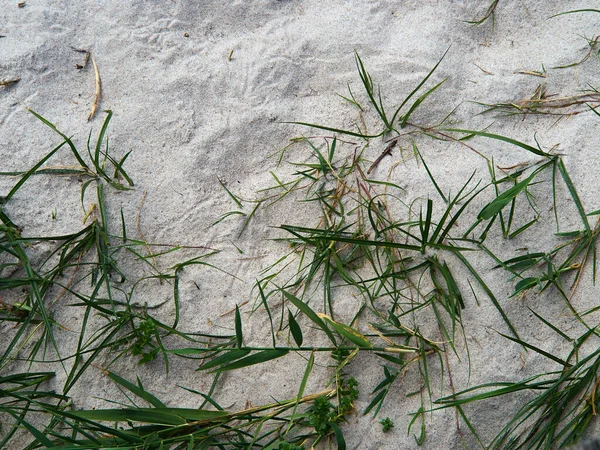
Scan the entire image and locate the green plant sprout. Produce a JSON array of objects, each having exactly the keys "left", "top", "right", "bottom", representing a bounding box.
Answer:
[{"left": 380, "top": 417, "right": 394, "bottom": 432}]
